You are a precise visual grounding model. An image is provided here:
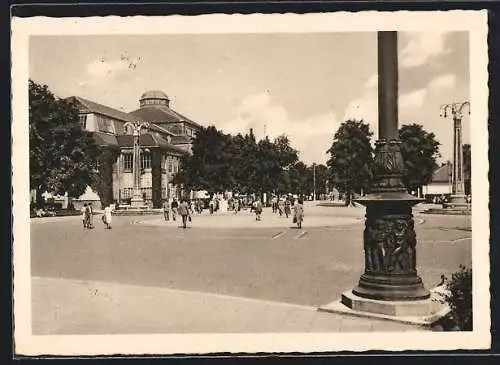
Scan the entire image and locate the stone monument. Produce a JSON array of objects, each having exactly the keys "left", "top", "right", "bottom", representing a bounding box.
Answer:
[{"left": 123, "top": 120, "right": 150, "bottom": 208}]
